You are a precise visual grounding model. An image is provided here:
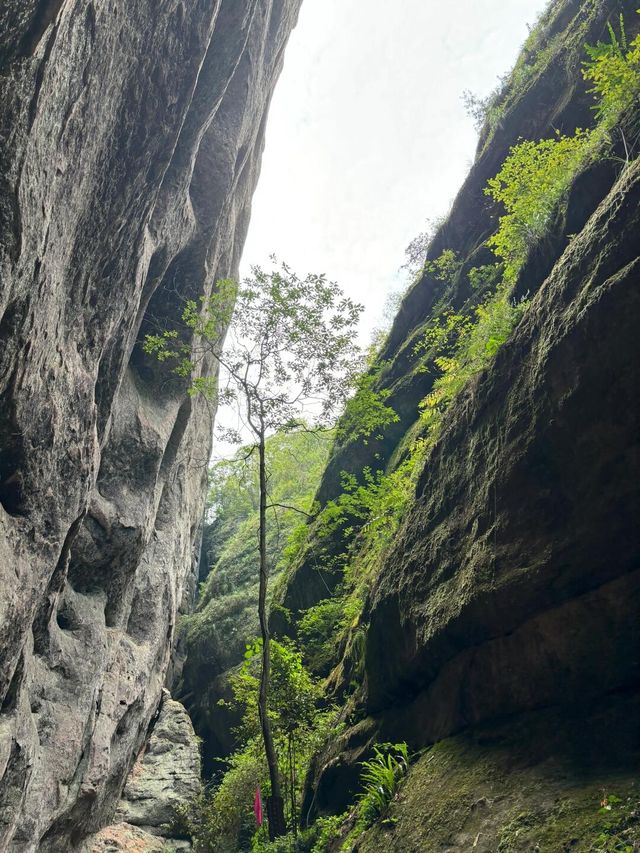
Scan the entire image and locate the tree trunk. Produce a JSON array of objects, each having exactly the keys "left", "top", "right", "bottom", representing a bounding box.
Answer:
[
  {"left": 257, "top": 431, "right": 286, "bottom": 839},
  {"left": 289, "top": 732, "right": 298, "bottom": 836}
]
